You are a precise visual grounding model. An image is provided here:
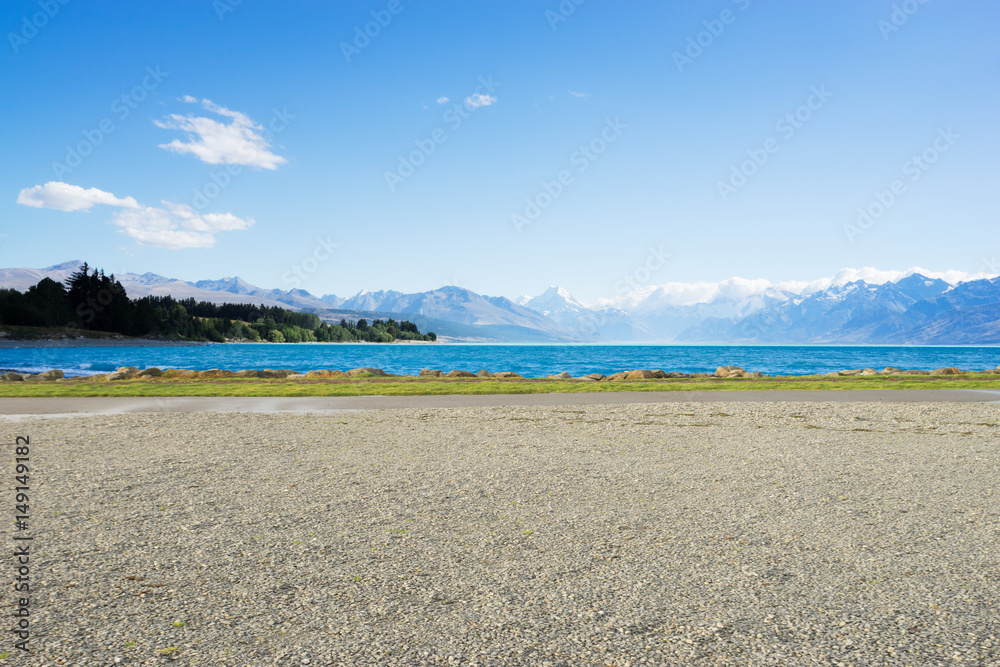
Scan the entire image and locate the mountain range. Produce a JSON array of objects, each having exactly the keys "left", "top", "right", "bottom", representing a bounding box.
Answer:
[
  {"left": 1, "top": 261, "right": 998, "bottom": 344},
  {"left": 678, "top": 274, "right": 1000, "bottom": 345}
]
